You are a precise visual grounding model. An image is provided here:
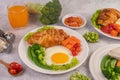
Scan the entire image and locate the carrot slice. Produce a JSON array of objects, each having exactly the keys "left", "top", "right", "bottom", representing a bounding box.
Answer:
[
  {"left": 71, "top": 36, "right": 80, "bottom": 44},
  {"left": 113, "top": 24, "right": 120, "bottom": 32},
  {"left": 65, "top": 44, "right": 73, "bottom": 49},
  {"left": 62, "top": 38, "right": 70, "bottom": 46},
  {"left": 116, "top": 60, "right": 120, "bottom": 67},
  {"left": 110, "top": 30, "right": 118, "bottom": 37}
]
